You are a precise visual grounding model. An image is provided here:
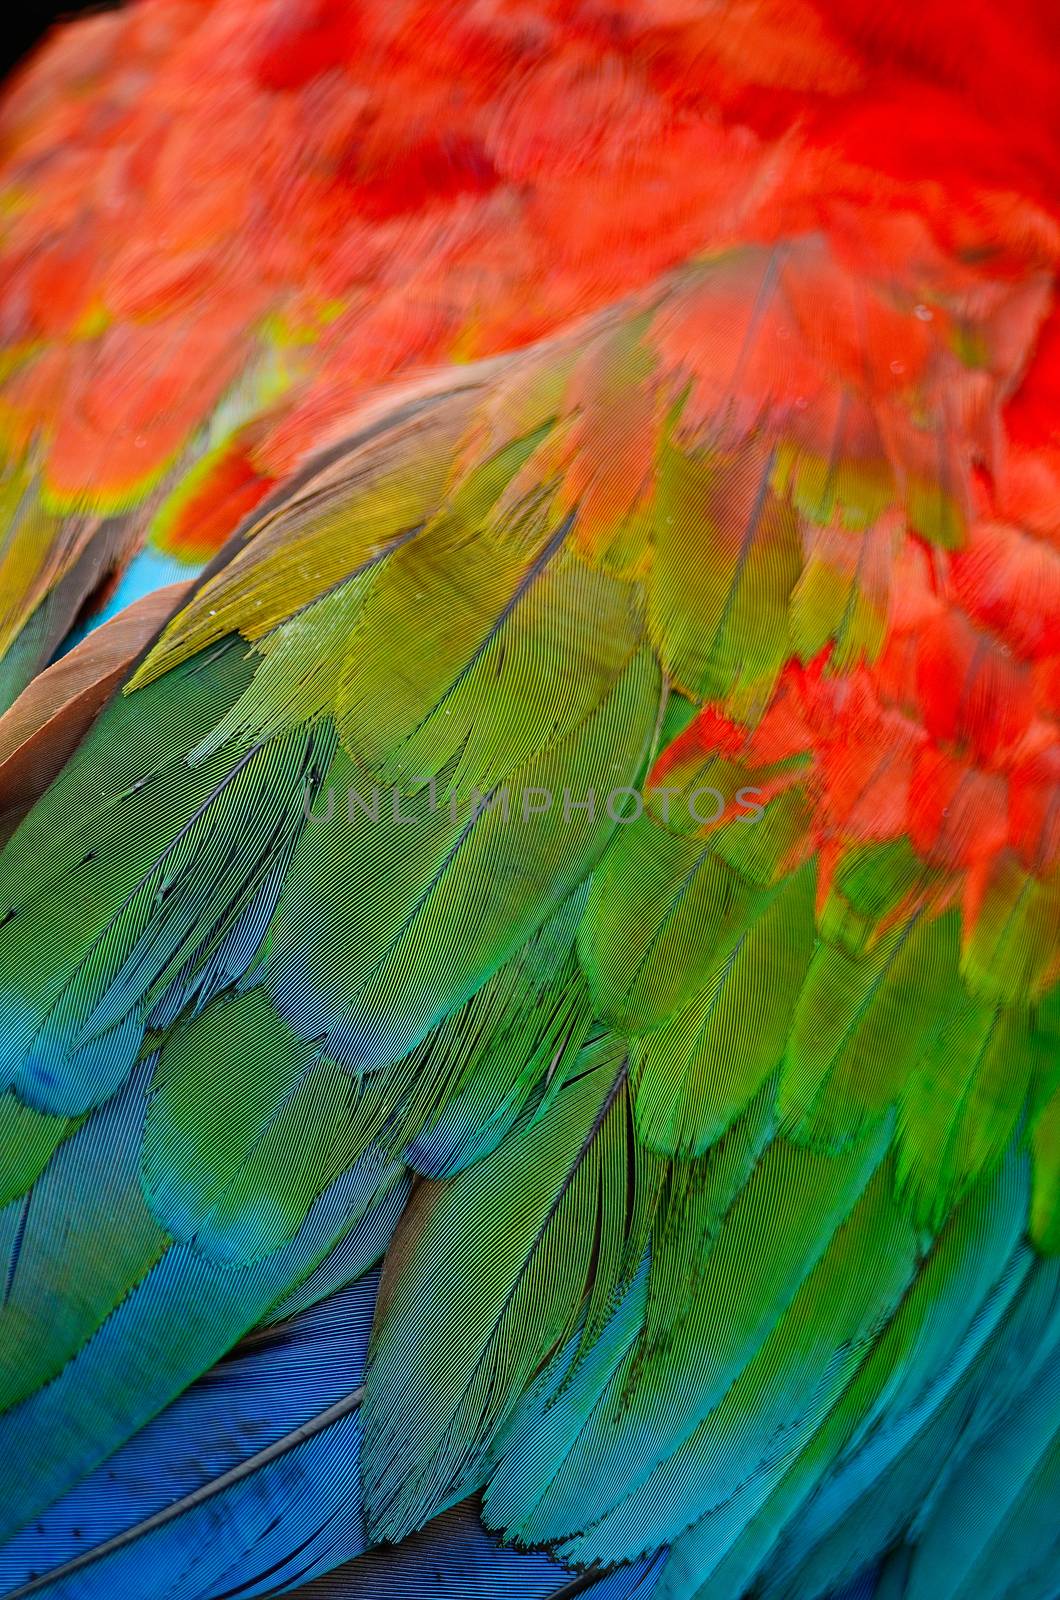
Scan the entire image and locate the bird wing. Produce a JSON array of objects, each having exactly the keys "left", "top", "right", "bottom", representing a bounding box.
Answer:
[
  {"left": 0, "top": 228, "right": 1056, "bottom": 1600},
  {"left": 3, "top": 0, "right": 1058, "bottom": 720}
]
